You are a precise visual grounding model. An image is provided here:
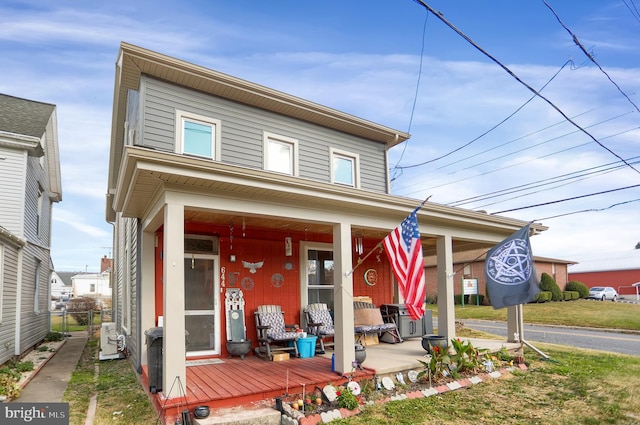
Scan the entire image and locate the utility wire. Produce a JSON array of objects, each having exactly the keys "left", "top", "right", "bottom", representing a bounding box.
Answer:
[
  {"left": 401, "top": 125, "right": 638, "bottom": 196},
  {"left": 397, "top": 59, "right": 573, "bottom": 170},
  {"left": 623, "top": 0, "right": 640, "bottom": 23},
  {"left": 543, "top": 0, "right": 640, "bottom": 115},
  {"left": 391, "top": 10, "right": 430, "bottom": 182},
  {"left": 449, "top": 155, "right": 640, "bottom": 207},
  {"left": 434, "top": 107, "right": 602, "bottom": 172},
  {"left": 491, "top": 183, "right": 640, "bottom": 214},
  {"left": 535, "top": 198, "right": 640, "bottom": 221},
  {"left": 412, "top": 0, "right": 640, "bottom": 176}
]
